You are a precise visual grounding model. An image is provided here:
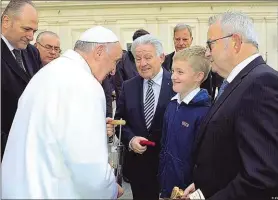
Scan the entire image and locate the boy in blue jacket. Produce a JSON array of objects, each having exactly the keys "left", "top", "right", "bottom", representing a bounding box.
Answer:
[{"left": 159, "top": 46, "right": 211, "bottom": 198}]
